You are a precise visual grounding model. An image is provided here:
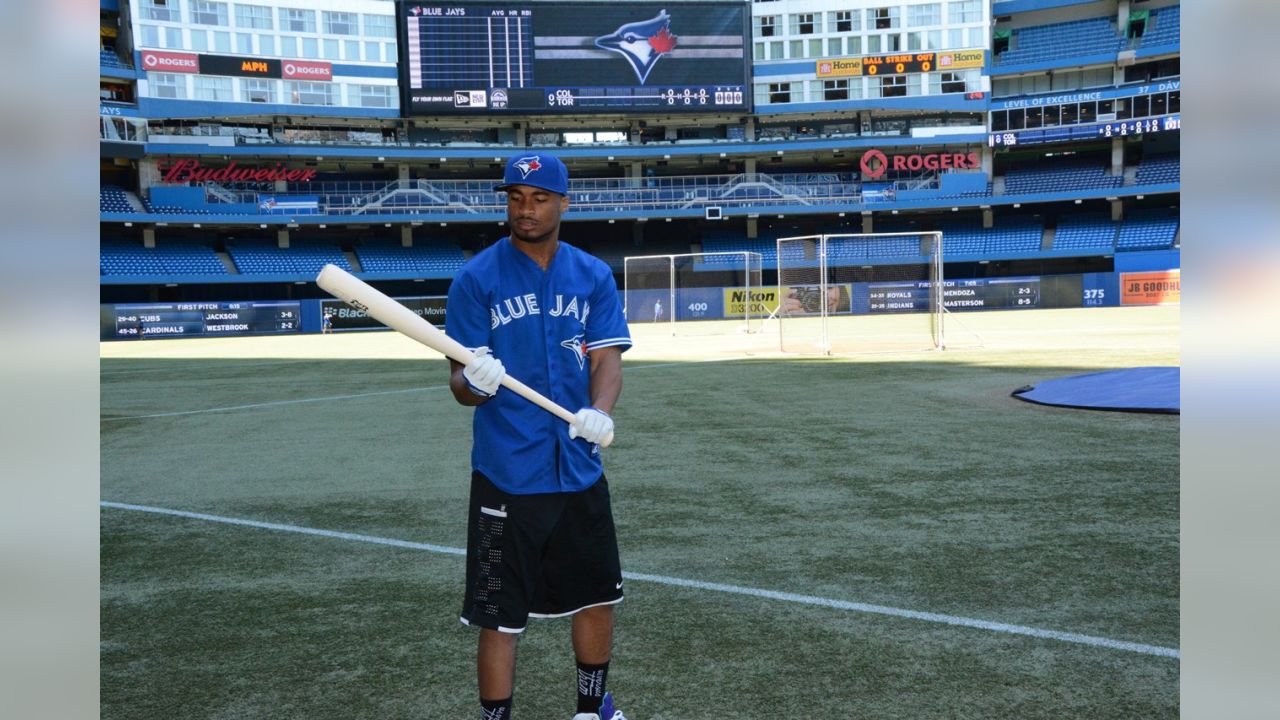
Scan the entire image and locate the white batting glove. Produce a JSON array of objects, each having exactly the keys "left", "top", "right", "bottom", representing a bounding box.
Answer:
[
  {"left": 462, "top": 346, "right": 505, "bottom": 397},
  {"left": 568, "top": 407, "right": 614, "bottom": 445}
]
